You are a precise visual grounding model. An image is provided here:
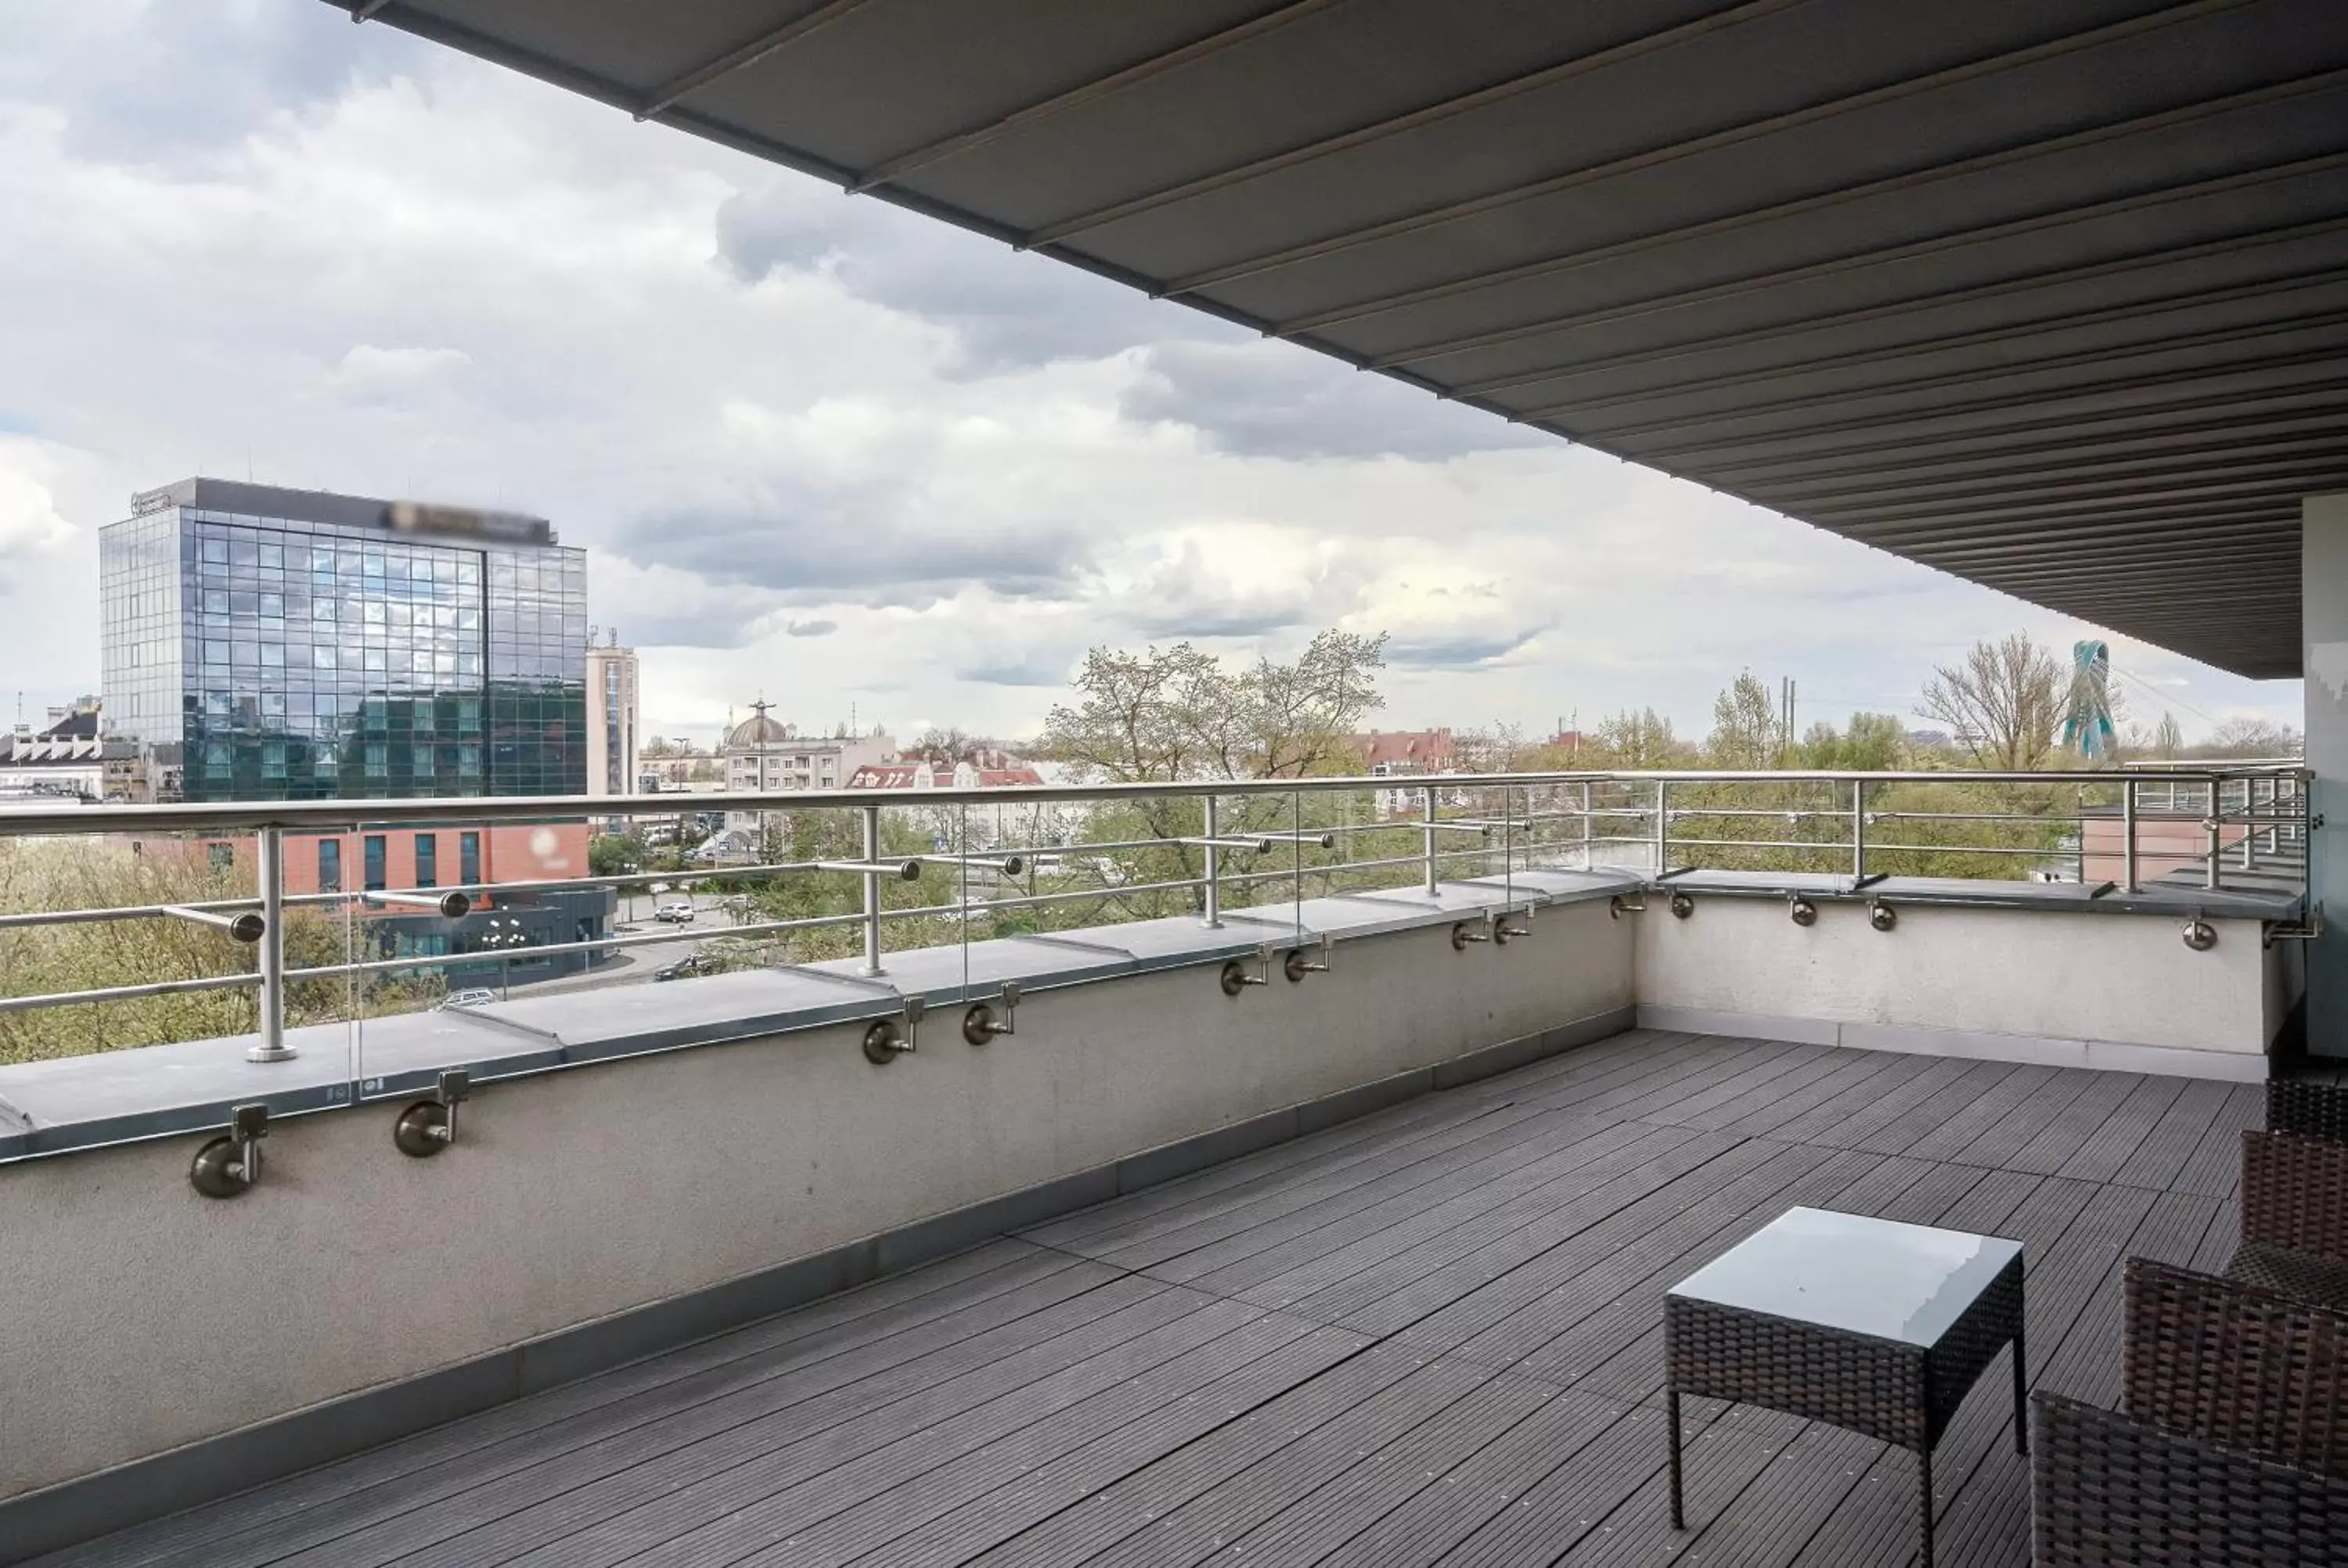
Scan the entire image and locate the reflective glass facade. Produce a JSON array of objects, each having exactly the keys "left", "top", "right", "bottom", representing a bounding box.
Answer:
[{"left": 99, "top": 482, "right": 587, "bottom": 802}]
